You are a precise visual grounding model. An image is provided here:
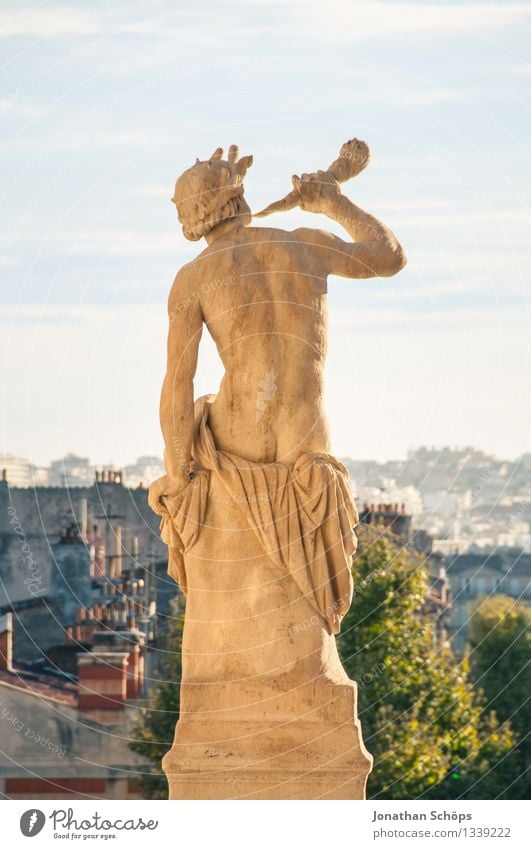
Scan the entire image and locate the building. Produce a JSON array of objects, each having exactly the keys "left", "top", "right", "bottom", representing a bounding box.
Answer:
[
  {"left": 446, "top": 549, "right": 531, "bottom": 652},
  {"left": 0, "top": 470, "right": 168, "bottom": 615},
  {"left": 49, "top": 454, "right": 95, "bottom": 487},
  {"left": 358, "top": 502, "right": 413, "bottom": 539},
  {"left": 0, "top": 454, "right": 34, "bottom": 488},
  {"left": 0, "top": 613, "right": 149, "bottom": 799},
  {"left": 2, "top": 527, "right": 158, "bottom": 668},
  {"left": 358, "top": 503, "right": 452, "bottom": 645},
  {"left": 0, "top": 469, "right": 180, "bottom": 799},
  {"left": 123, "top": 455, "right": 164, "bottom": 489}
]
